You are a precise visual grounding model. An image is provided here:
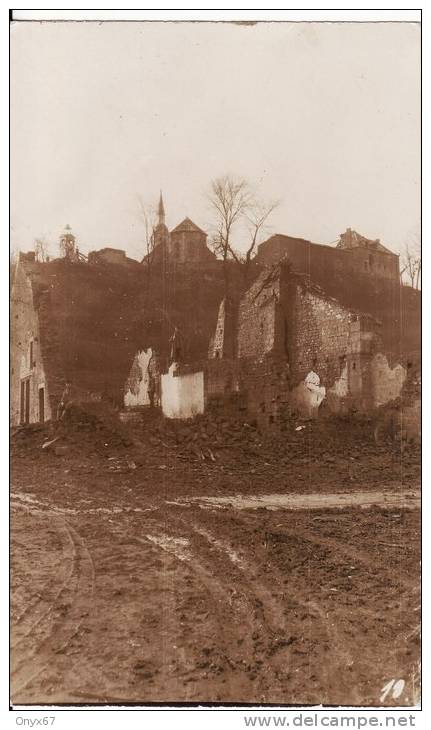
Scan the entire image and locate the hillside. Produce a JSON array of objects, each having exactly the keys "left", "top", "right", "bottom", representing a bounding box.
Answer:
[{"left": 28, "top": 259, "right": 245, "bottom": 406}]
